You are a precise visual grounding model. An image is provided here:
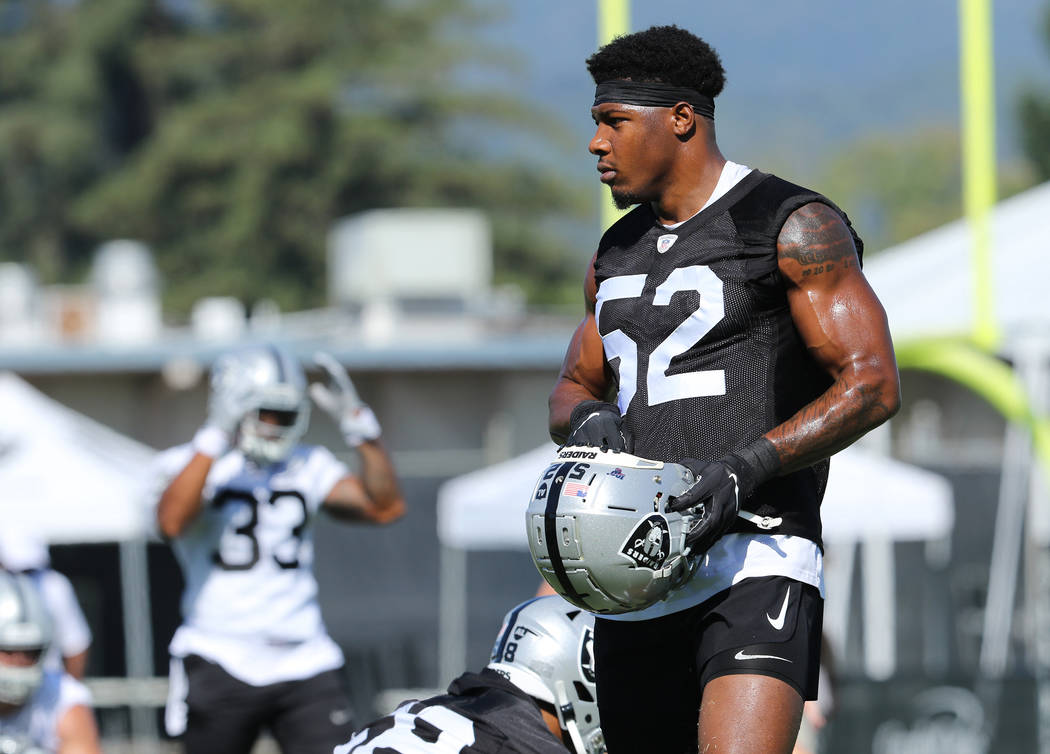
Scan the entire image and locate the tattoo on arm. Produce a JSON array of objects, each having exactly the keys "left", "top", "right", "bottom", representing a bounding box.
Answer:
[
  {"left": 771, "top": 204, "right": 899, "bottom": 470},
  {"left": 779, "top": 203, "right": 859, "bottom": 279},
  {"left": 771, "top": 376, "right": 897, "bottom": 472}
]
